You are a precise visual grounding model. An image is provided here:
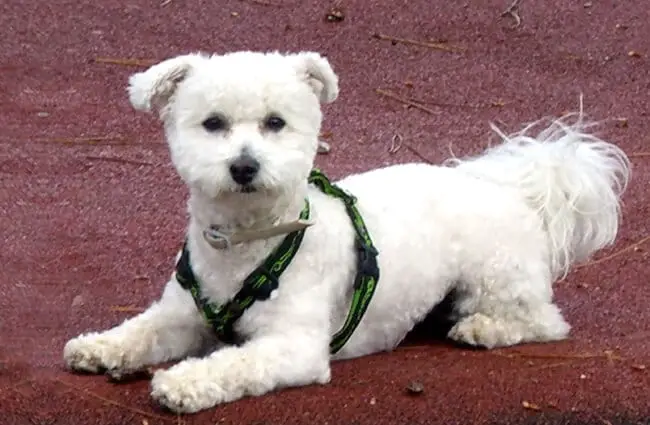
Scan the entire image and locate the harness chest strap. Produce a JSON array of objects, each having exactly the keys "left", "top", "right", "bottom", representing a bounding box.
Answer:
[{"left": 174, "top": 169, "right": 380, "bottom": 354}]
